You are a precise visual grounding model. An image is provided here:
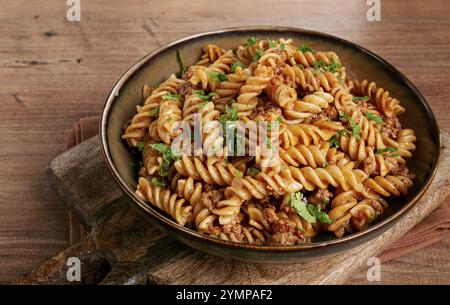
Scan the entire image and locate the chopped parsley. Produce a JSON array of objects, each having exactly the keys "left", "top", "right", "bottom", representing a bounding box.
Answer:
[
  {"left": 149, "top": 106, "right": 160, "bottom": 117},
  {"left": 290, "top": 192, "right": 315, "bottom": 223},
  {"left": 329, "top": 129, "right": 348, "bottom": 148},
  {"left": 376, "top": 147, "right": 398, "bottom": 154},
  {"left": 298, "top": 44, "right": 315, "bottom": 53},
  {"left": 234, "top": 170, "right": 243, "bottom": 178},
  {"left": 268, "top": 39, "right": 277, "bottom": 48},
  {"left": 322, "top": 60, "right": 341, "bottom": 73},
  {"left": 323, "top": 161, "right": 329, "bottom": 168},
  {"left": 280, "top": 43, "right": 286, "bottom": 51},
  {"left": 339, "top": 112, "right": 361, "bottom": 139},
  {"left": 162, "top": 93, "right": 179, "bottom": 100},
  {"left": 209, "top": 71, "right": 228, "bottom": 83},
  {"left": 136, "top": 141, "right": 145, "bottom": 152},
  {"left": 150, "top": 143, "right": 180, "bottom": 177},
  {"left": 290, "top": 192, "right": 333, "bottom": 224},
  {"left": 312, "top": 59, "right": 341, "bottom": 73},
  {"left": 276, "top": 116, "right": 282, "bottom": 123},
  {"left": 353, "top": 95, "right": 370, "bottom": 102},
  {"left": 248, "top": 167, "right": 261, "bottom": 177},
  {"left": 252, "top": 50, "right": 264, "bottom": 62},
  {"left": 307, "top": 204, "right": 333, "bottom": 224},
  {"left": 245, "top": 37, "right": 257, "bottom": 48},
  {"left": 151, "top": 177, "right": 166, "bottom": 188},
  {"left": 175, "top": 49, "right": 186, "bottom": 78},
  {"left": 231, "top": 61, "right": 246, "bottom": 73},
  {"left": 365, "top": 113, "right": 384, "bottom": 124}
]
